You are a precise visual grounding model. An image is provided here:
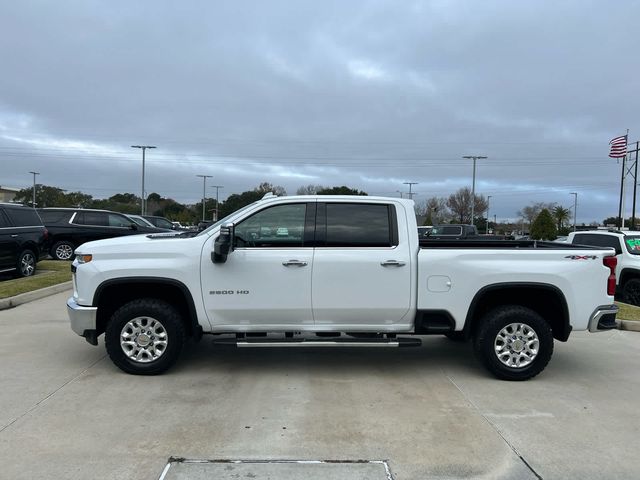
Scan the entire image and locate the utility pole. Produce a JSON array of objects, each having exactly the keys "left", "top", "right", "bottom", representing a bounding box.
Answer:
[
  {"left": 28, "top": 171, "right": 39, "bottom": 208},
  {"left": 486, "top": 195, "right": 492, "bottom": 234},
  {"left": 210, "top": 185, "right": 224, "bottom": 221},
  {"left": 196, "top": 175, "right": 212, "bottom": 221},
  {"left": 131, "top": 145, "right": 156, "bottom": 215},
  {"left": 462, "top": 155, "right": 487, "bottom": 224},
  {"left": 570, "top": 192, "right": 578, "bottom": 232},
  {"left": 403, "top": 182, "right": 418, "bottom": 200}
]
